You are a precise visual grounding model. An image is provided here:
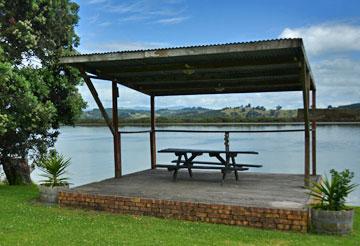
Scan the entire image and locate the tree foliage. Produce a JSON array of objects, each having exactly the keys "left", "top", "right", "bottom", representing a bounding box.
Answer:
[
  {"left": 0, "top": 0, "right": 86, "bottom": 184},
  {"left": 0, "top": 0, "right": 80, "bottom": 65}
]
